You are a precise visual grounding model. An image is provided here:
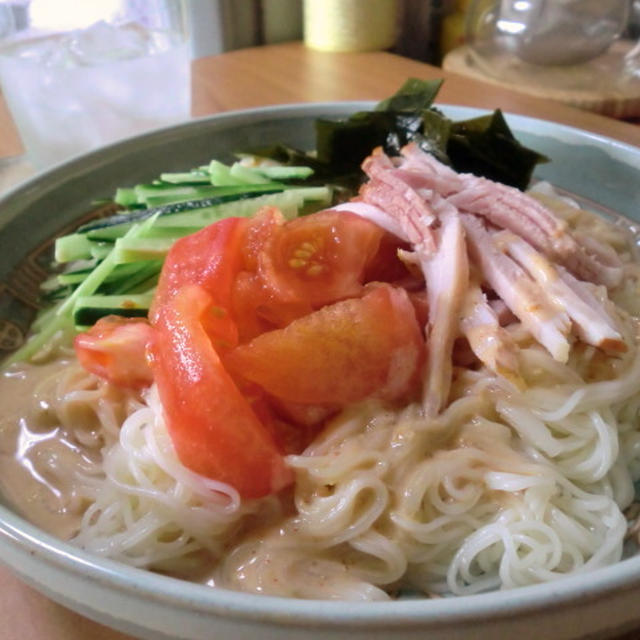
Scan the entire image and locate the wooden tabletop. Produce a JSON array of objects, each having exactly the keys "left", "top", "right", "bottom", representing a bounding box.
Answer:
[{"left": 1, "top": 41, "right": 640, "bottom": 640}]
